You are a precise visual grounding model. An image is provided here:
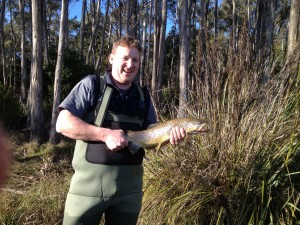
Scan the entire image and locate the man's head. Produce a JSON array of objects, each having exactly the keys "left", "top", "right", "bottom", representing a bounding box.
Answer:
[
  {"left": 109, "top": 36, "right": 142, "bottom": 90},
  {"left": 111, "top": 36, "right": 142, "bottom": 55}
]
